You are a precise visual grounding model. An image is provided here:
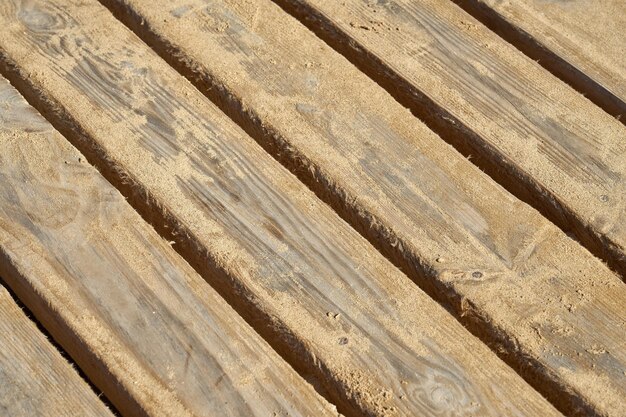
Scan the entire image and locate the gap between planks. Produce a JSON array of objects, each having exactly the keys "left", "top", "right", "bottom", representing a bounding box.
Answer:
[{"left": 450, "top": 0, "right": 626, "bottom": 125}]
